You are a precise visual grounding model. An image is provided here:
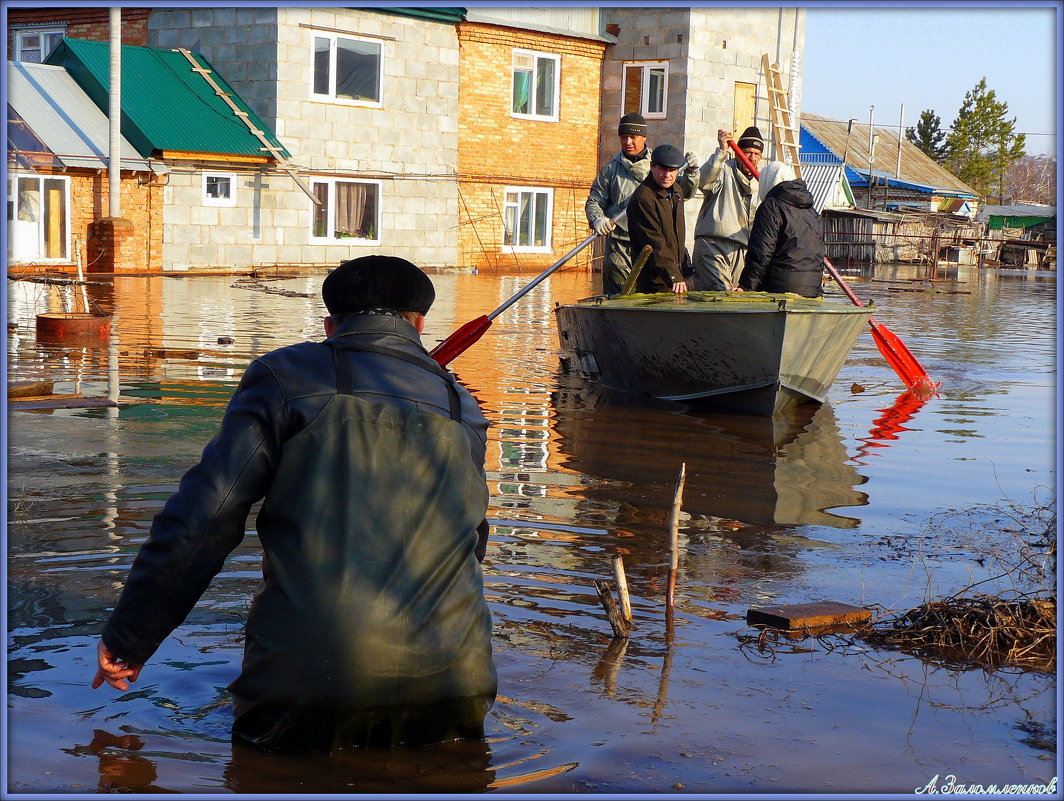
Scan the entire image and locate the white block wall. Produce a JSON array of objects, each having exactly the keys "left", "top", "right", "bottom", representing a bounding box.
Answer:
[{"left": 148, "top": 7, "right": 461, "bottom": 271}]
